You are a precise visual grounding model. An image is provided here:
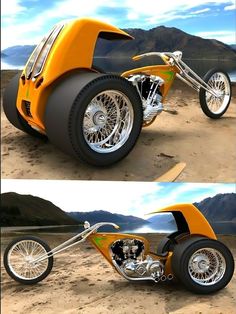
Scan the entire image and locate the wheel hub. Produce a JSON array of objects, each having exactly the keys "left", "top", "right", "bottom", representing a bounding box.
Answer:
[
  {"left": 84, "top": 103, "right": 108, "bottom": 133},
  {"left": 192, "top": 255, "right": 210, "bottom": 273},
  {"left": 93, "top": 111, "right": 107, "bottom": 127}
]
